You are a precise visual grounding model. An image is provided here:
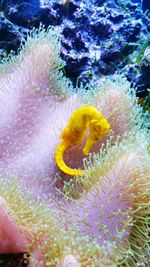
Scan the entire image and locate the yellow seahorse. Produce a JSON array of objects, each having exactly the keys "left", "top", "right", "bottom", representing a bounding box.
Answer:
[{"left": 55, "top": 106, "right": 110, "bottom": 176}]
